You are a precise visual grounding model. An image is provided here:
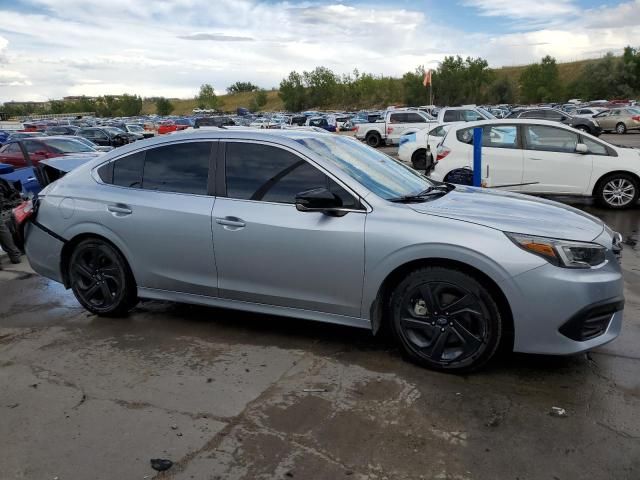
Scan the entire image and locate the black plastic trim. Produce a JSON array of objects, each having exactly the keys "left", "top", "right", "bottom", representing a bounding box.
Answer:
[
  {"left": 559, "top": 297, "right": 624, "bottom": 341},
  {"left": 31, "top": 220, "right": 67, "bottom": 244}
]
